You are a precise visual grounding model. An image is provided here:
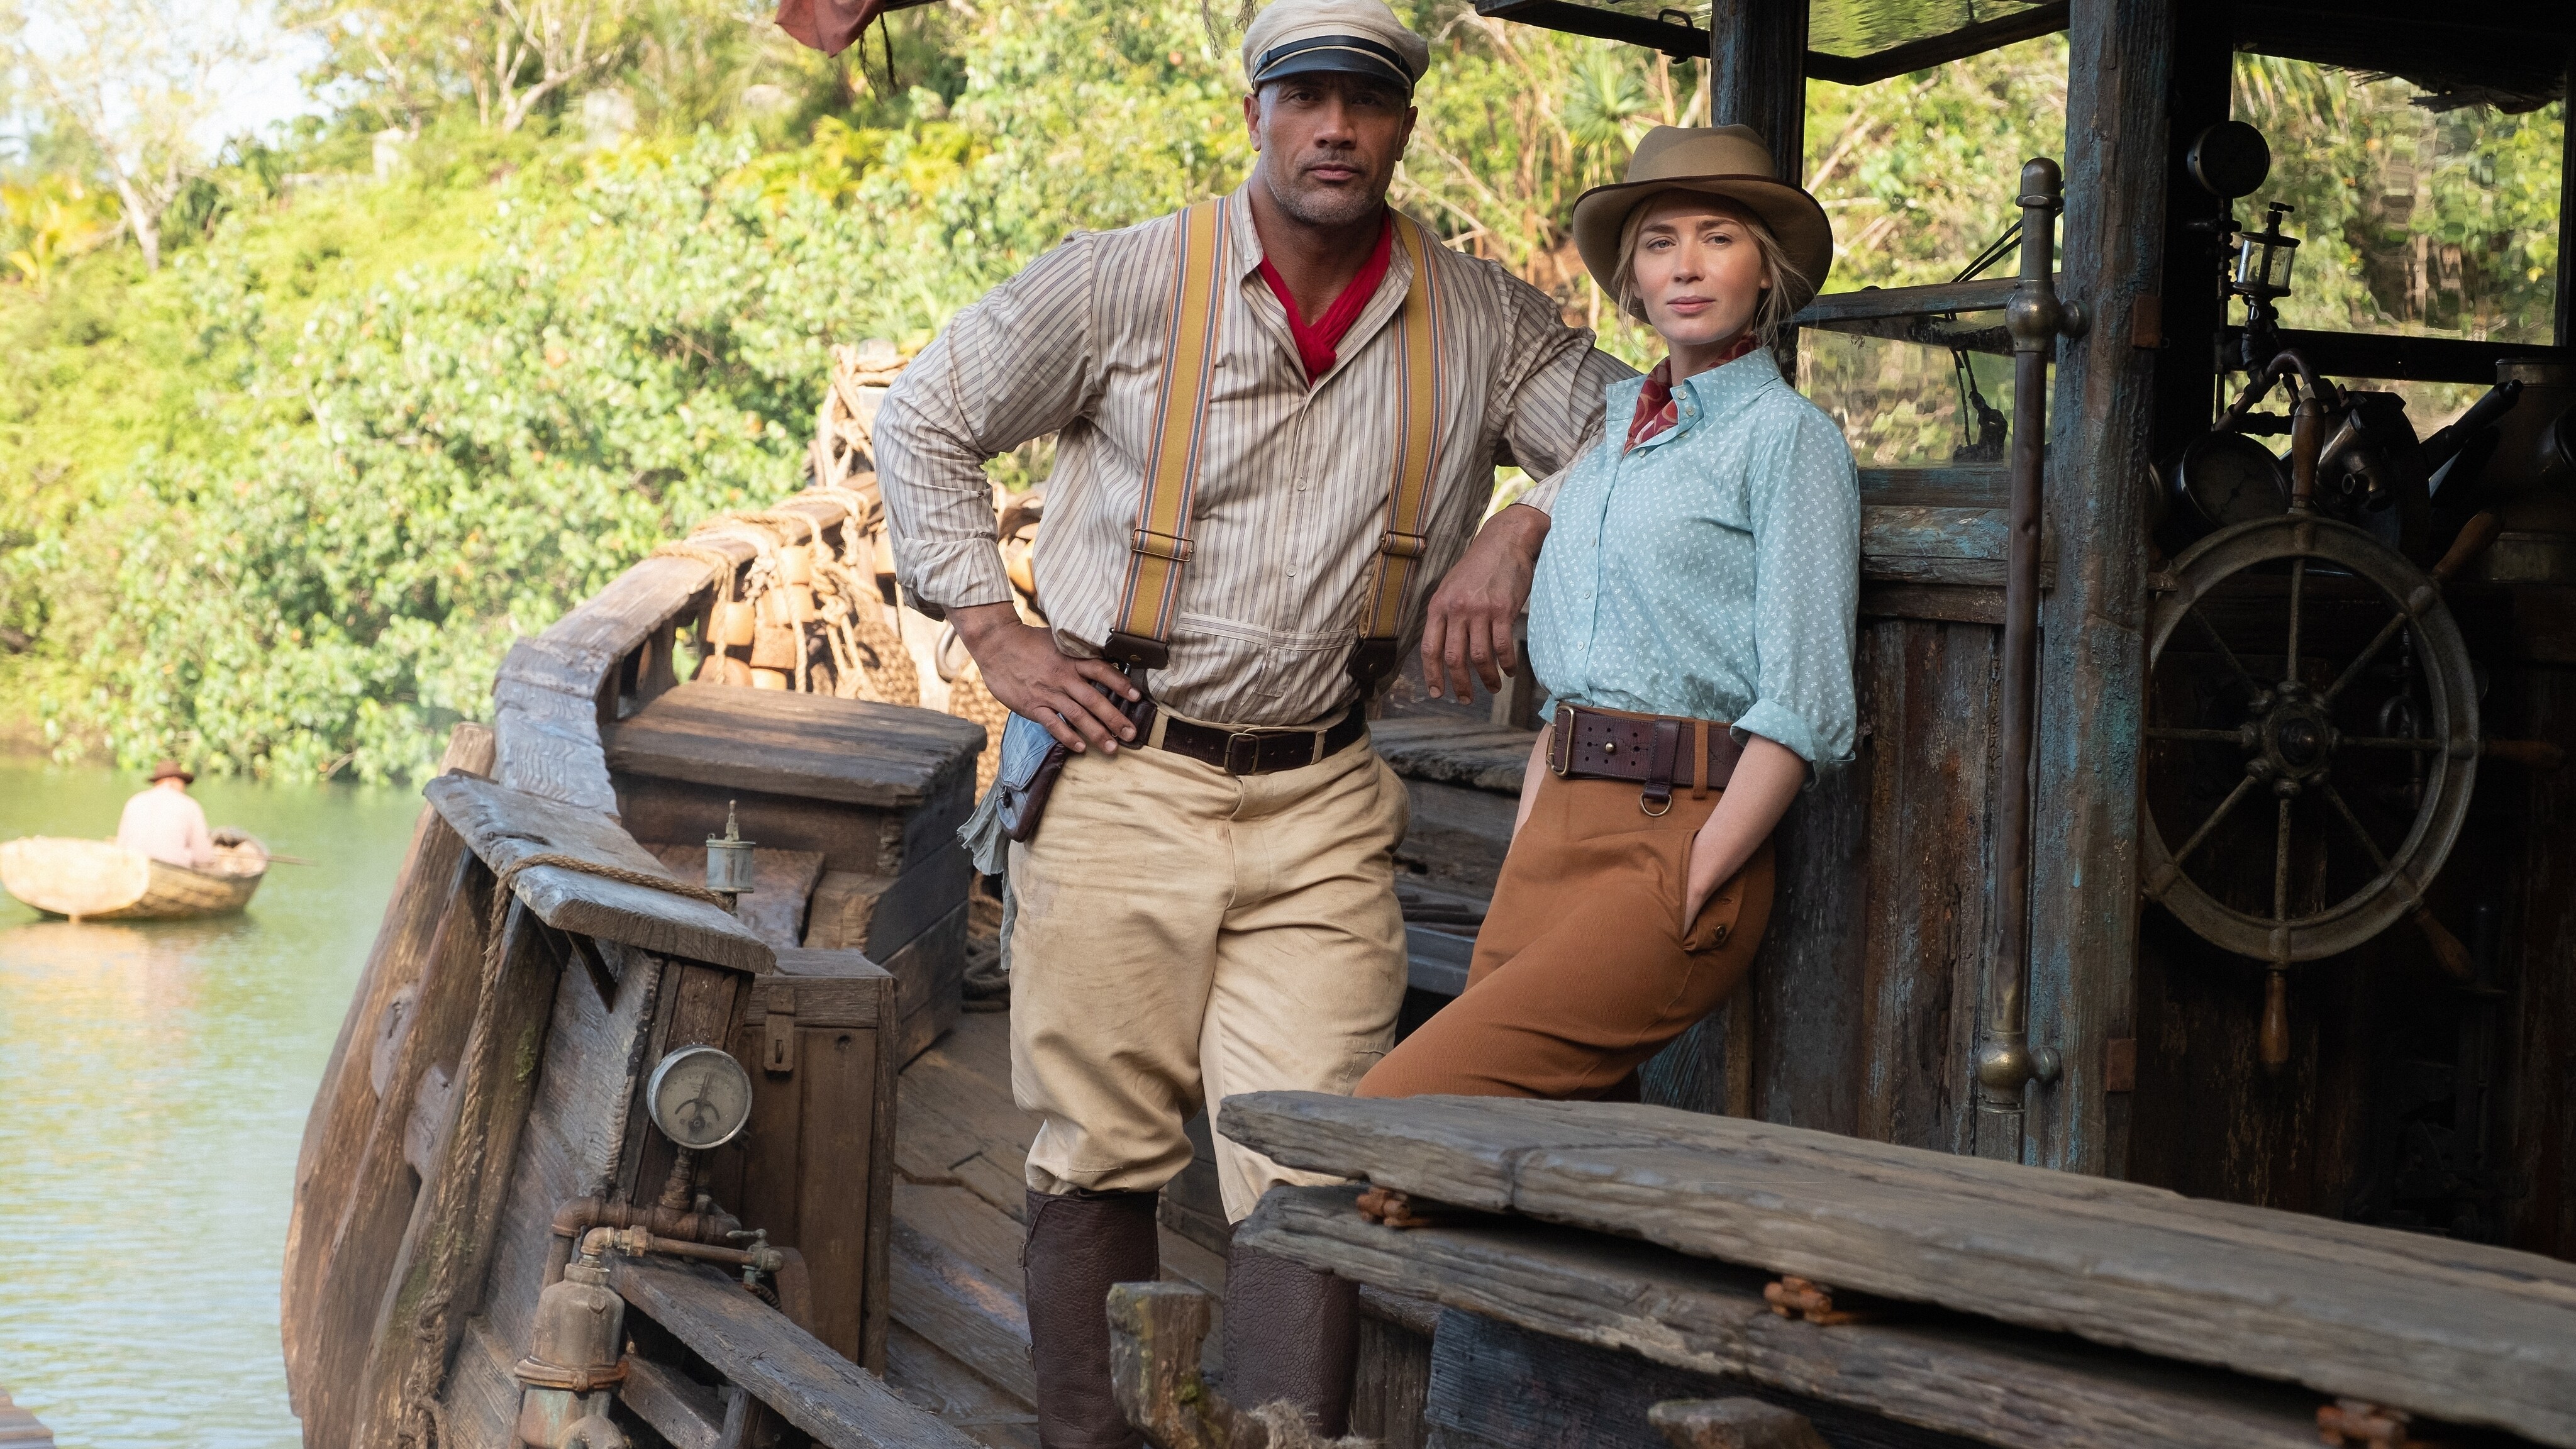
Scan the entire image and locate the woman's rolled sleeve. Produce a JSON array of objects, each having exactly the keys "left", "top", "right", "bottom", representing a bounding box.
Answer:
[{"left": 1738, "top": 411, "right": 1861, "bottom": 772}]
